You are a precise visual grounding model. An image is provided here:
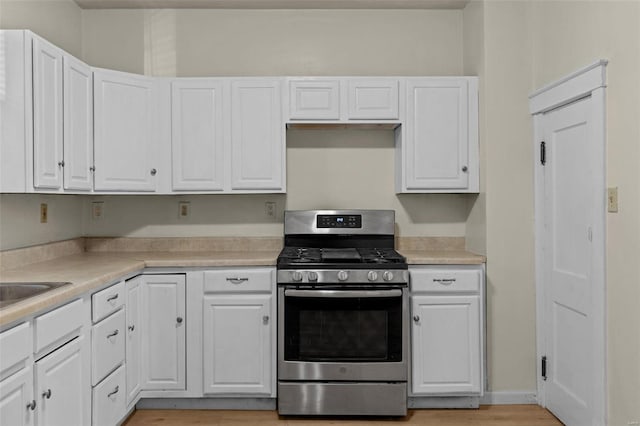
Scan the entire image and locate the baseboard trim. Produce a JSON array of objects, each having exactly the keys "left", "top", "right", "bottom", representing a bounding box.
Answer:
[
  {"left": 480, "top": 391, "right": 538, "bottom": 405},
  {"left": 136, "top": 397, "right": 277, "bottom": 410}
]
